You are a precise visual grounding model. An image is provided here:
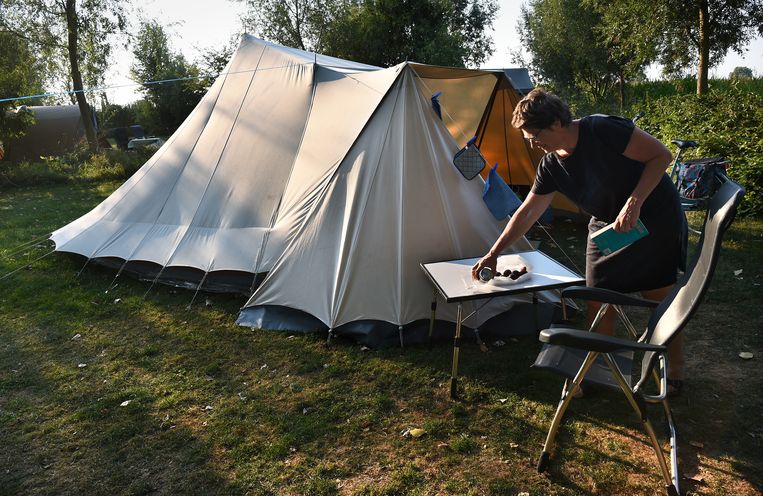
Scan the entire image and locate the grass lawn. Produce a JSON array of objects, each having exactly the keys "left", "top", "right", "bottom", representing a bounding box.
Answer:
[{"left": 1, "top": 181, "right": 761, "bottom": 495}]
